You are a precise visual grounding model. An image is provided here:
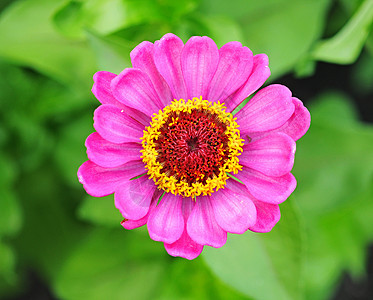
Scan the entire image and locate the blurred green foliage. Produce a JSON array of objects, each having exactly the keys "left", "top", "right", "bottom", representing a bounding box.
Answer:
[{"left": 0, "top": 0, "right": 372, "bottom": 299}]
